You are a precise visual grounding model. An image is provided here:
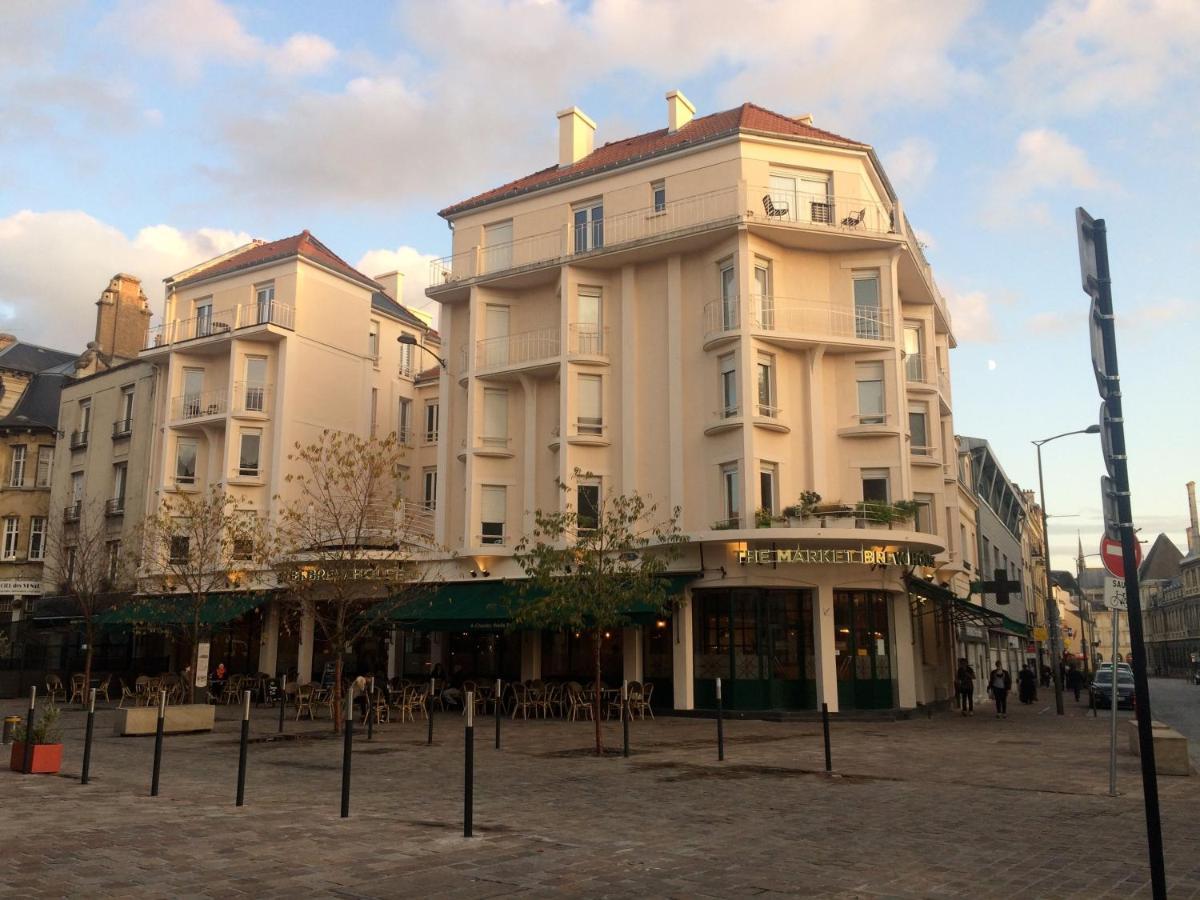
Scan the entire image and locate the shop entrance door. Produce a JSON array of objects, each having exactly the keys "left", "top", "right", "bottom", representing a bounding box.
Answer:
[{"left": 834, "top": 591, "right": 894, "bottom": 709}]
